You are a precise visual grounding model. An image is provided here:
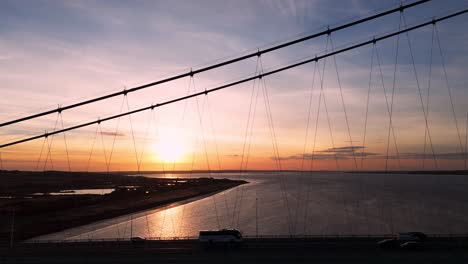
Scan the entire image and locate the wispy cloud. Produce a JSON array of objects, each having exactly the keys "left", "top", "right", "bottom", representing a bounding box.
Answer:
[
  {"left": 273, "top": 145, "right": 378, "bottom": 160},
  {"left": 319, "top": 146, "right": 365, "bottom": 153},
  {"left": 274, "top": 149, "right": 468, "bottom": 161},
  {"left": 100, "top": 131, "right": 126, "bottom": 137}
]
